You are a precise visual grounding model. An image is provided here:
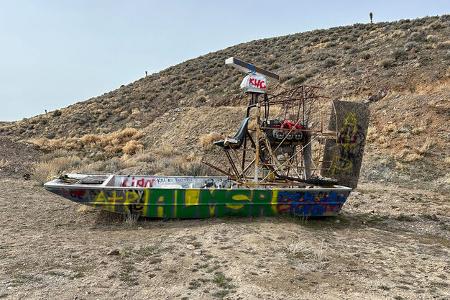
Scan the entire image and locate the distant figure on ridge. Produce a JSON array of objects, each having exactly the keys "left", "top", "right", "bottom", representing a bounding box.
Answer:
[
  {"left": 369, "top": 12, "right": 373, "bottom": 24},
  {"left": 145, "top": 71, "right": 148, "bottom": 77}
]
